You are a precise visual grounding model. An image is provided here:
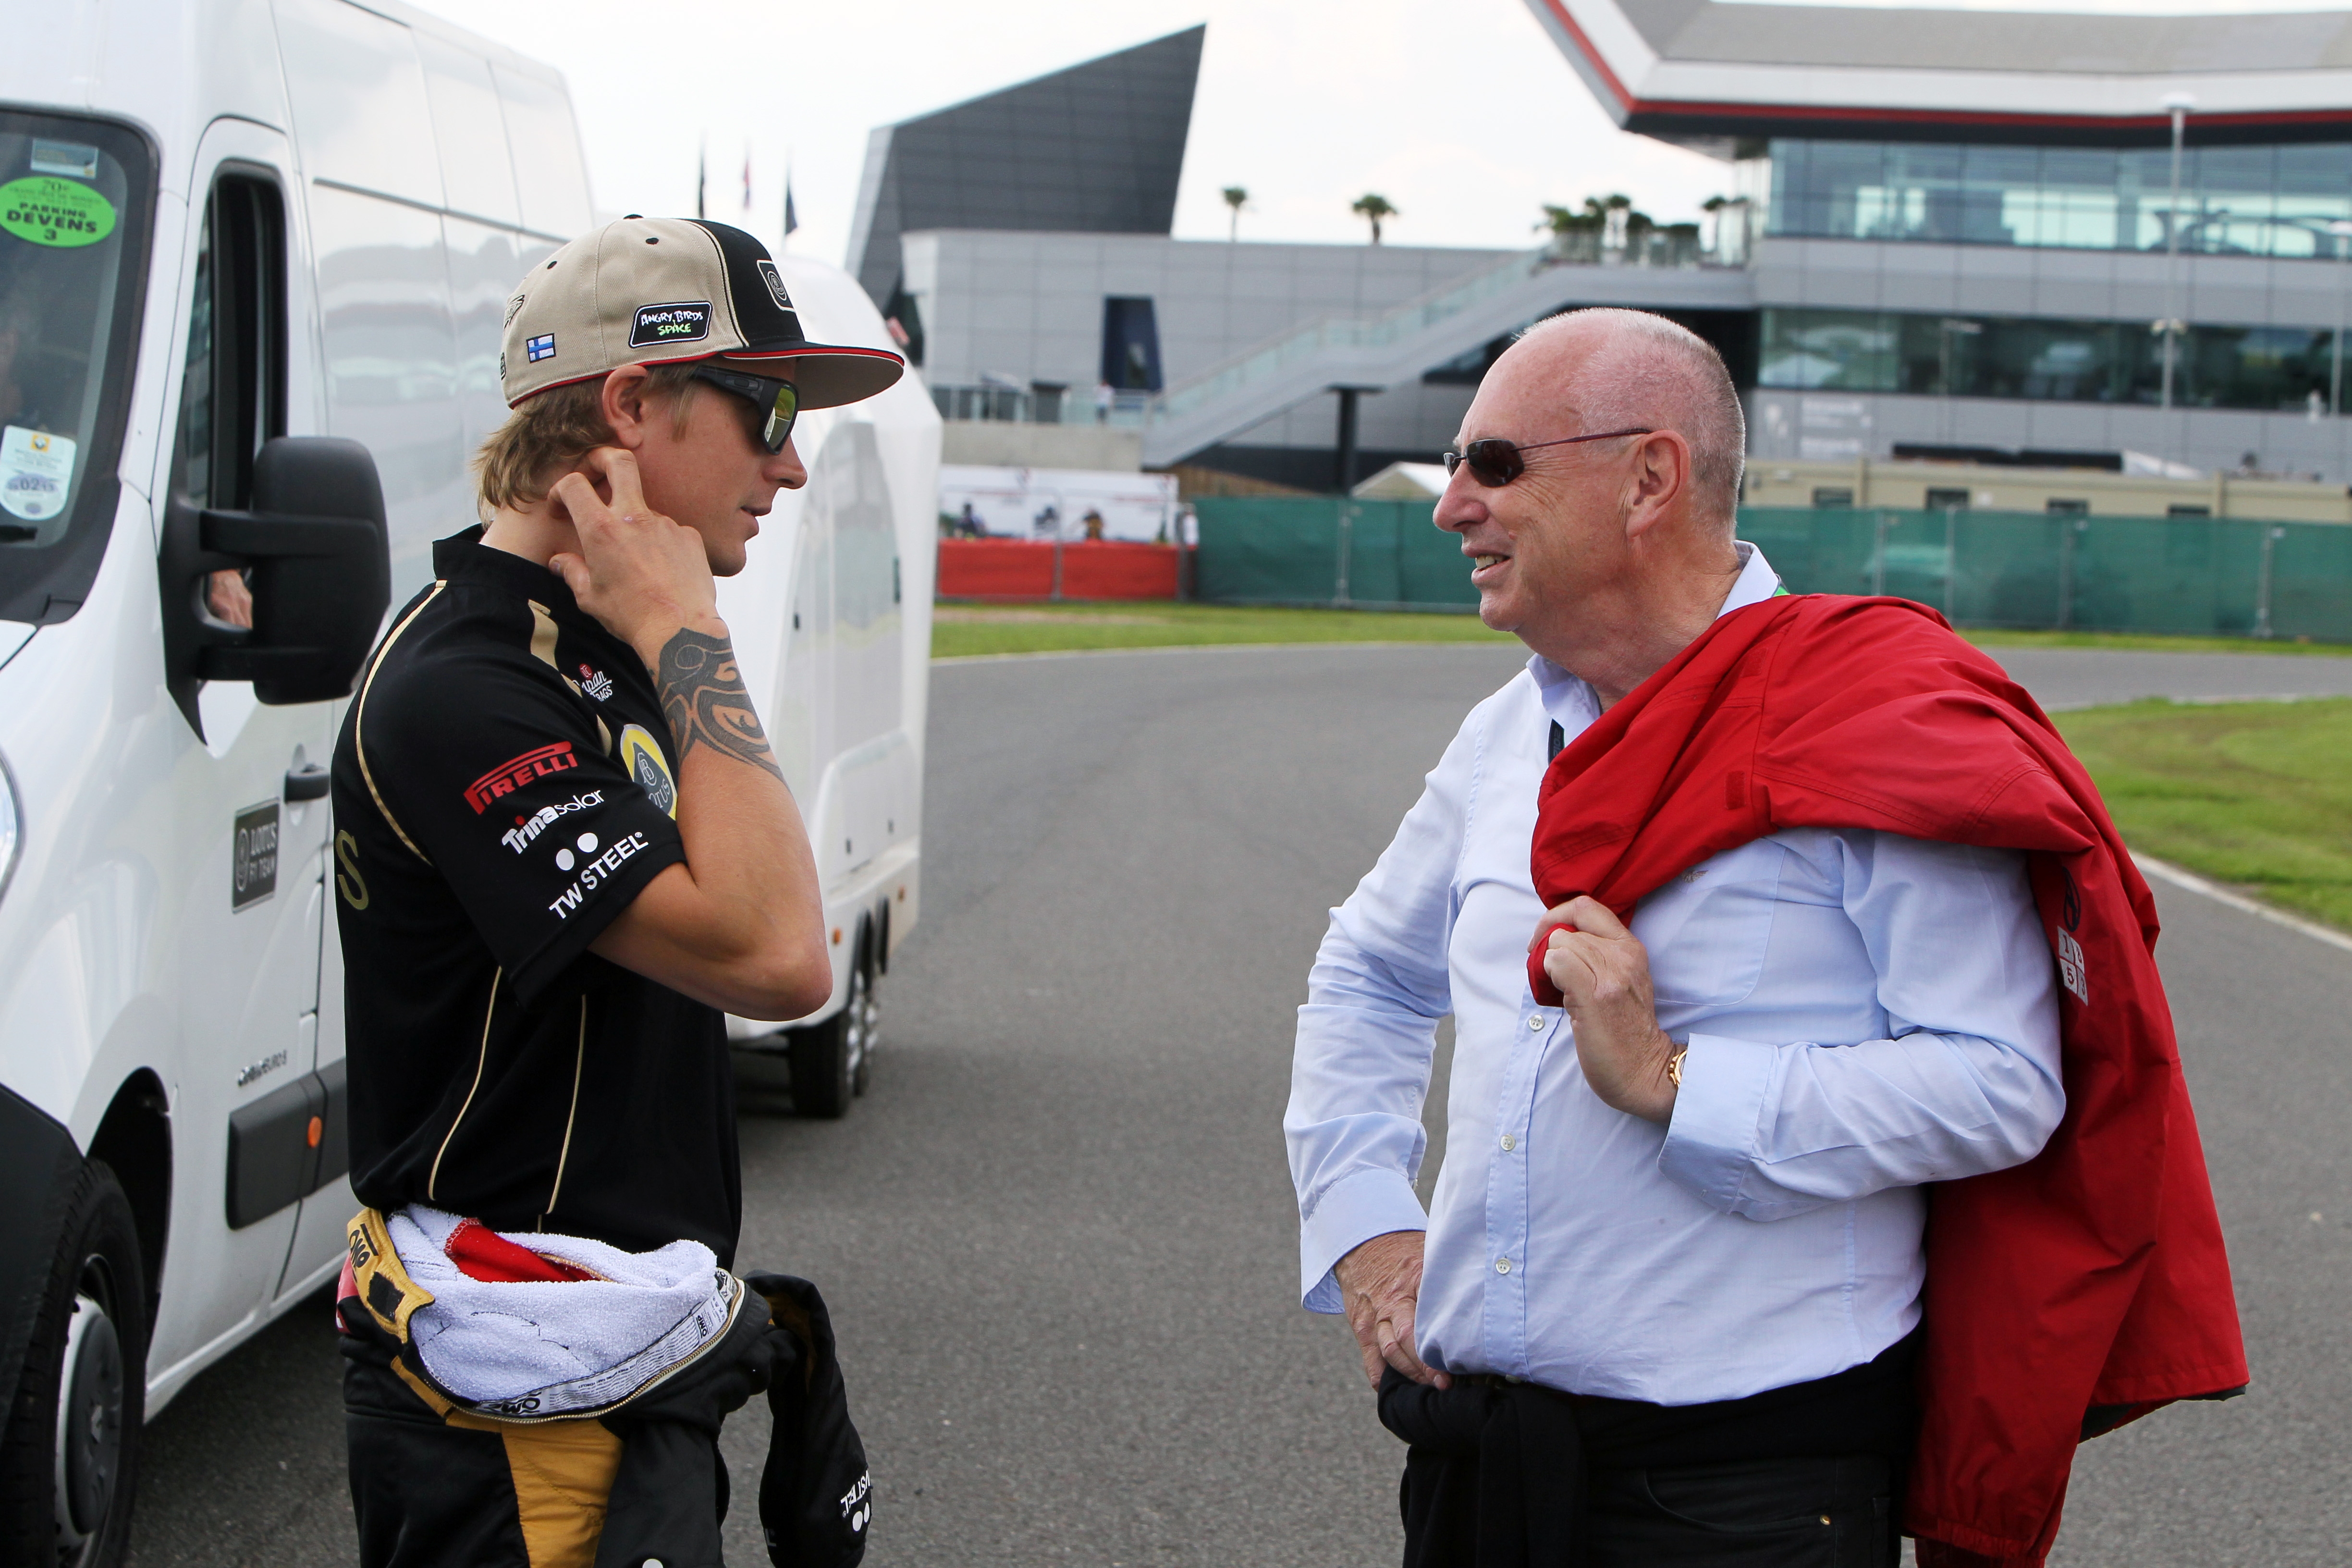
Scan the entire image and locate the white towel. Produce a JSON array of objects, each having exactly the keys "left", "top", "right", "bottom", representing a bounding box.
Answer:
[{"left": 388, "top": 1205, "right": 736, "bottom": 1418}]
